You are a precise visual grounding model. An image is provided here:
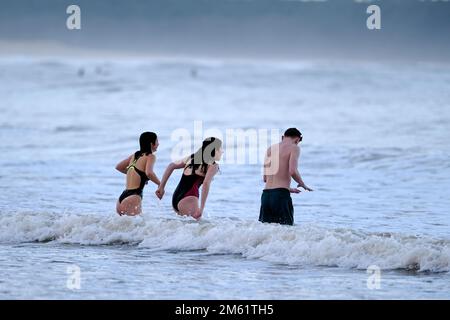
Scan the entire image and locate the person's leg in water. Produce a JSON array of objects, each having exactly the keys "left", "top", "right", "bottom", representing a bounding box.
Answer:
[
  {"left": 177, "top": 196, "right": 202, "bottom": 220},
  {"left": 116, "top": 195, "right": 142, "bottom": 216}
]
